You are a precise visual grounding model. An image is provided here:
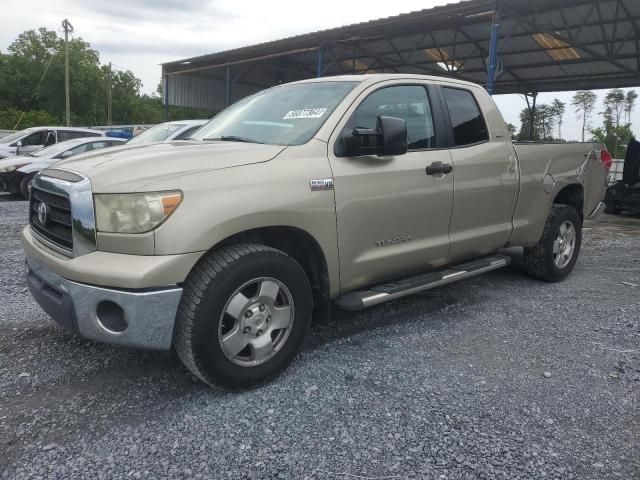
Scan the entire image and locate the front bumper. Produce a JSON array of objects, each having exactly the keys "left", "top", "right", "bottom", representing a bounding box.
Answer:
[{"left": 26, "top": 255, "right": 183, "bottom": 350}]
